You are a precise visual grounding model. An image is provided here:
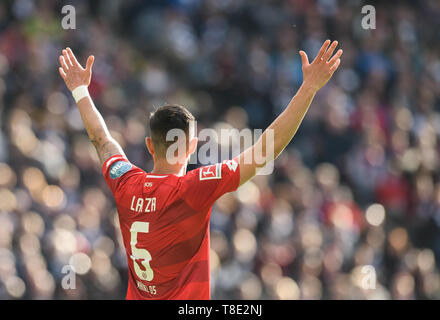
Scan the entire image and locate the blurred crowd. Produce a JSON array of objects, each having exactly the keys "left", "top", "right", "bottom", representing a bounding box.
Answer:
[{"left": 1, "top": 0, "right": 440, "bottom": 299}]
